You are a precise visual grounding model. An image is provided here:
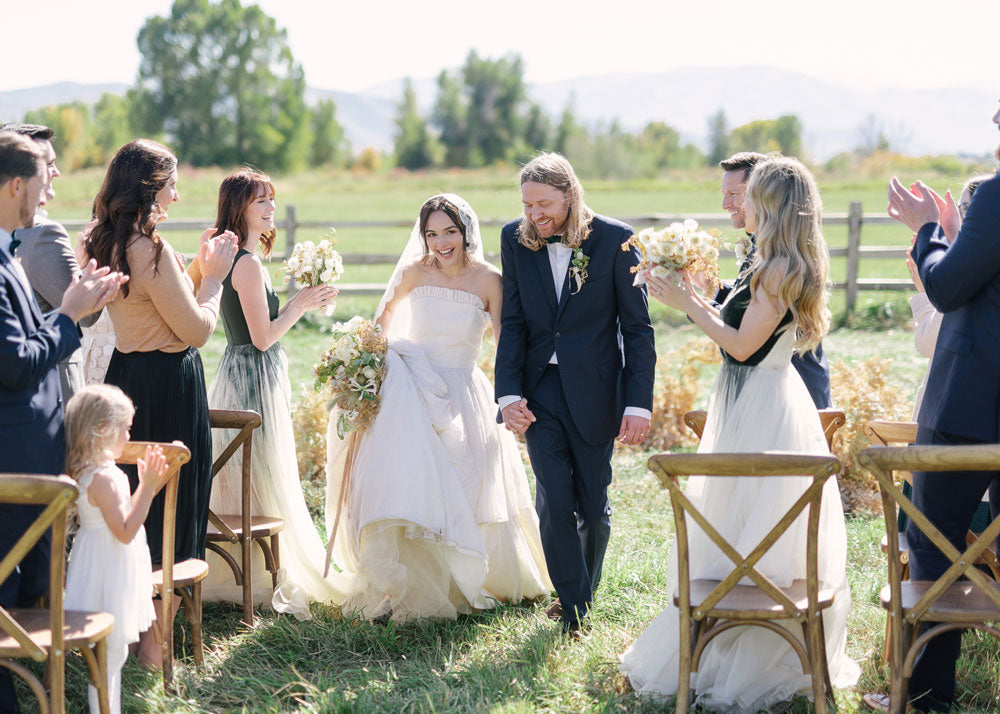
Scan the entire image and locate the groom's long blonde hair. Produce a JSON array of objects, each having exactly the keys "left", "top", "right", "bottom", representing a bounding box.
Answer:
[
  {"left": 517, "top": 153, "right": 594, "bottom": 251},
  {"left": 746, "top": 157, "right": 830, "bottom": 354}
]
